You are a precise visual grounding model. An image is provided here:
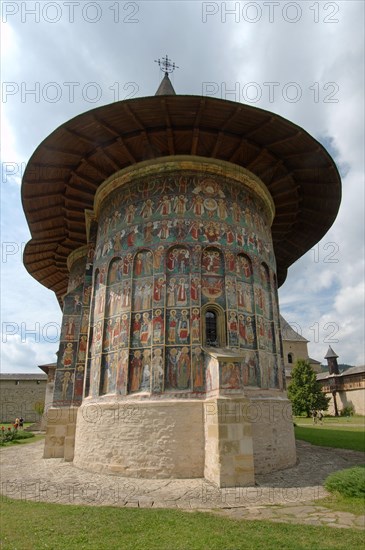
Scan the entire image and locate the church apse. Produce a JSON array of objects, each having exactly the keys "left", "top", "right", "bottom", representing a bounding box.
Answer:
[
  {"left": 84, "top": 158, "right": 281, "bottom": 400},
  {"left": 21, "top": 62, "right": 341, "bottom": 483},
  {"left": 39, "top": 156, "right": 304, "bottom": 482}
]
